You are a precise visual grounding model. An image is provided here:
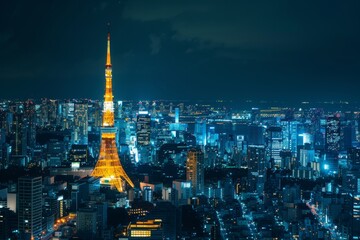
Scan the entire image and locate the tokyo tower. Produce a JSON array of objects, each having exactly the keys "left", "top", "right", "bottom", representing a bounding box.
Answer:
[{"left": 91, "top": 31, "right": 134, "bottom": 192}]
